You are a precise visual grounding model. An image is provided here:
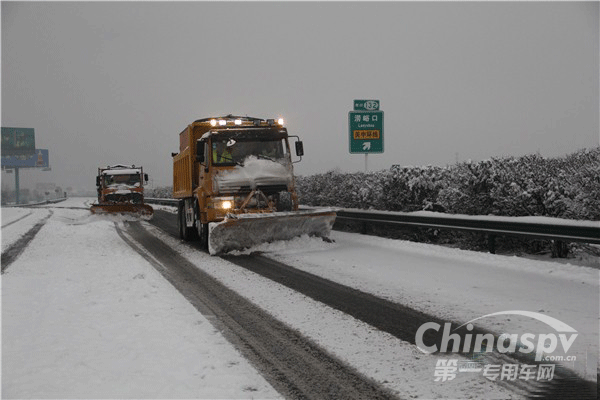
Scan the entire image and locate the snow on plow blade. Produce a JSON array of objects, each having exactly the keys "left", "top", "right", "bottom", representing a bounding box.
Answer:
[
  {"left": 90, "top": 204, "right": 154, "bottom": 218},
  {"left": 208, "top": 208, "right": 336, "bottom": 255}
]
